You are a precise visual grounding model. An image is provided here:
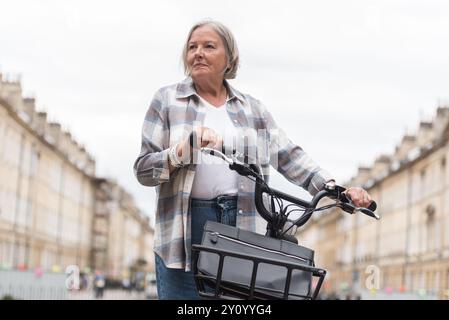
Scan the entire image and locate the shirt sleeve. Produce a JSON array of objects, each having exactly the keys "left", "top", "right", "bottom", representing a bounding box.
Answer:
[
  {"left": 133, "top": 89, "right": 171, "bottom": 187},
  {"left": 259, "top": 100, "right": 334, "bottom": 196}
]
